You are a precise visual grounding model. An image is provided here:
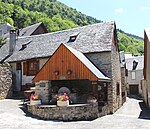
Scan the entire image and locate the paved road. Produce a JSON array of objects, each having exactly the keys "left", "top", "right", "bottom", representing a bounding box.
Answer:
[{"left": 0, "top": 97, "right": 150, "bottom": 129}]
